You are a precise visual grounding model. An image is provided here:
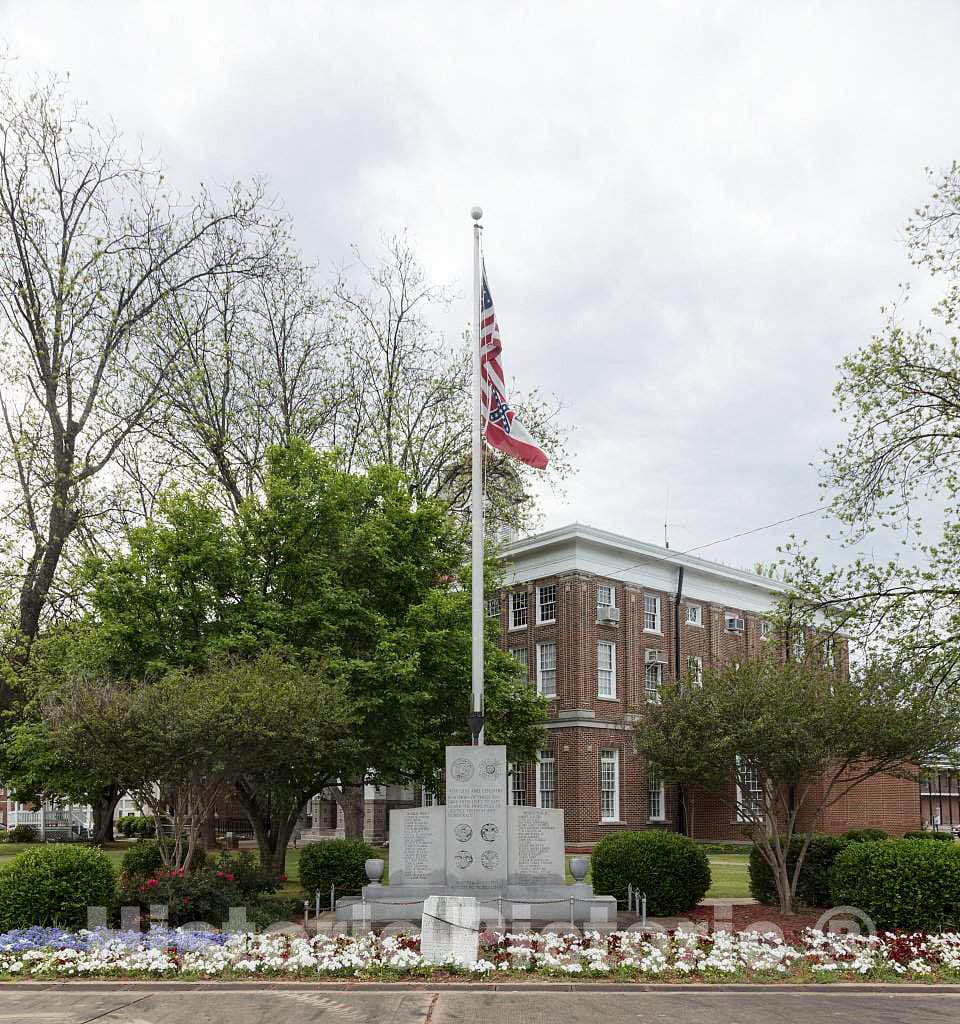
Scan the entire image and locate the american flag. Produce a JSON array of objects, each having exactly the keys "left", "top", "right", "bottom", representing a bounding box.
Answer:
[{"left": 479, "top": 265, "right": 549, "bottom": 469}]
